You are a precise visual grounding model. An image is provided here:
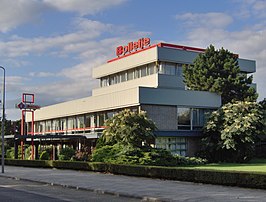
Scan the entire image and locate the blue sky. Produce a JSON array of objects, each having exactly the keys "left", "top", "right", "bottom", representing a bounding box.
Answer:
[{"left": 0, "top": 0, "right": 265, "bottom": 120}]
